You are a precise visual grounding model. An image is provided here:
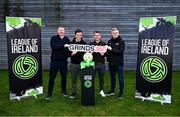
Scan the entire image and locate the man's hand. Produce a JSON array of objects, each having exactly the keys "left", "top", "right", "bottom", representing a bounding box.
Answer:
[
  {"left": 99, "top": 52, "right": 105, "bottom": 56},
  {"left": 71, "top": 51, "right": 77, "bottom": 56},
  {"left": 106, "top": 45, "right": 112, "bottom": 50},
  {"left": 64, "top": 44, "right": 70, "bottom": 48}
]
